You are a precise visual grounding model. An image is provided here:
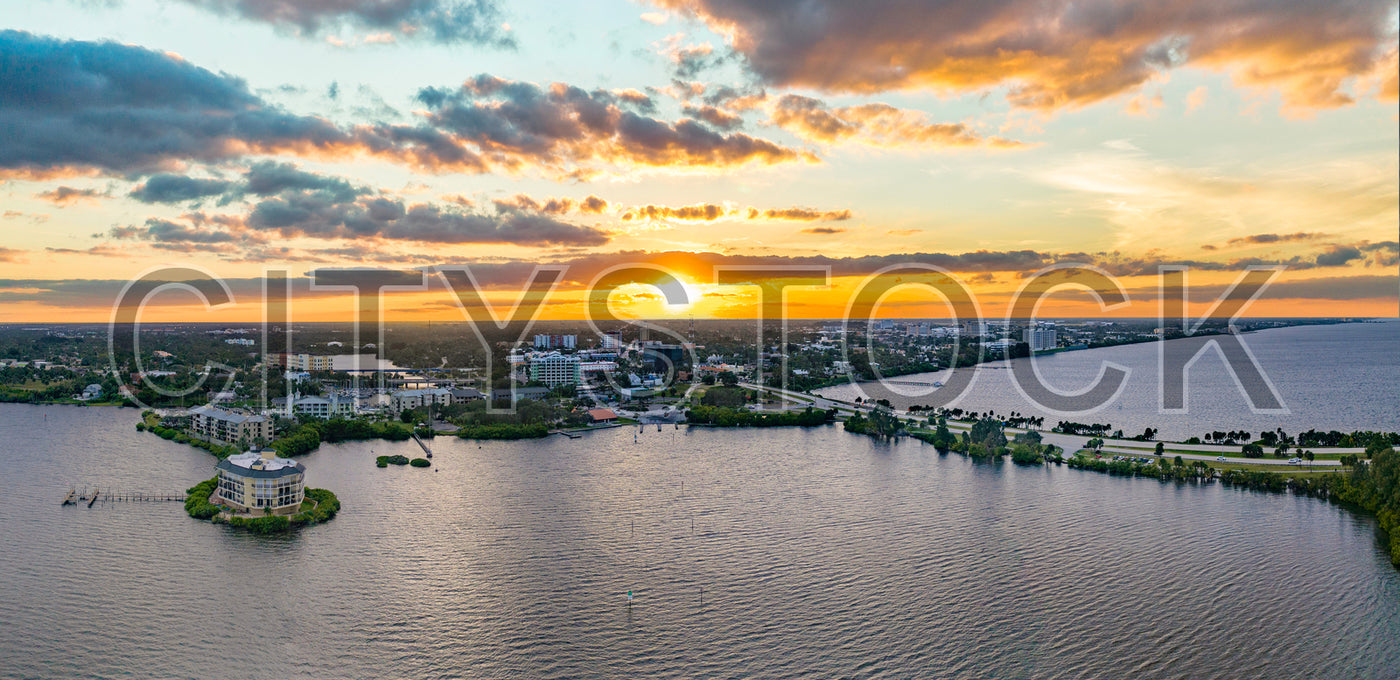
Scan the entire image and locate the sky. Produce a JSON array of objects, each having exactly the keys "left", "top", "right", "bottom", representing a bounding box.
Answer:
[{"left": 0, "top": 0, "right": 1396, "bottom": 322}]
